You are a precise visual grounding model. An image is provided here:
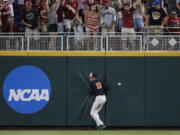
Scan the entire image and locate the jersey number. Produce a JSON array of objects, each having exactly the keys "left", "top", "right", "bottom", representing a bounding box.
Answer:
[{"left": 95, "top": 82, "right": 102, "bottom": 90}]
